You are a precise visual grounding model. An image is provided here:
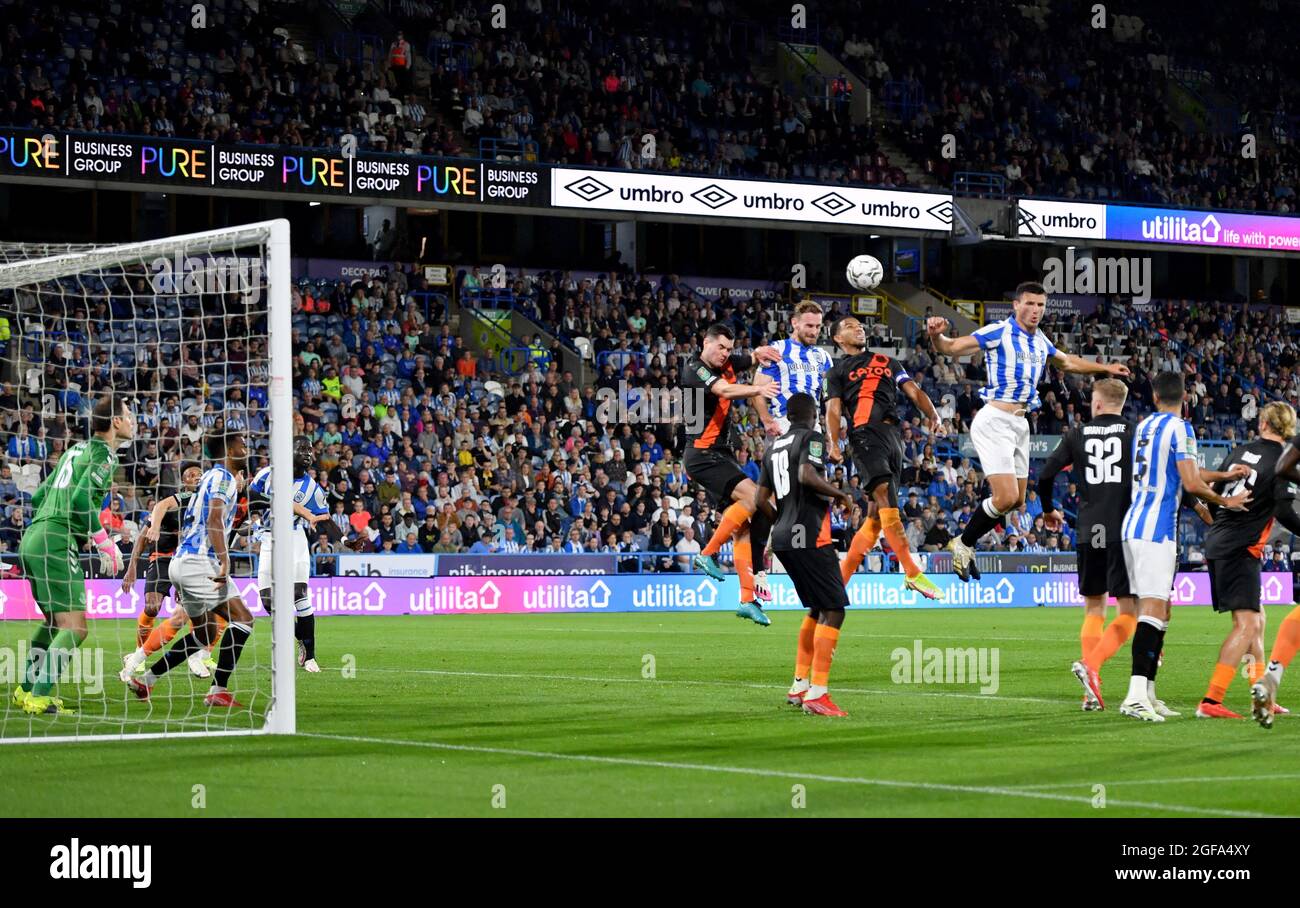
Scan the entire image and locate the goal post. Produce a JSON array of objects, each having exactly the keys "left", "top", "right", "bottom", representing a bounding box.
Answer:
[{"left": 0, "top": 218, "right": 295, "bottom": 743}]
